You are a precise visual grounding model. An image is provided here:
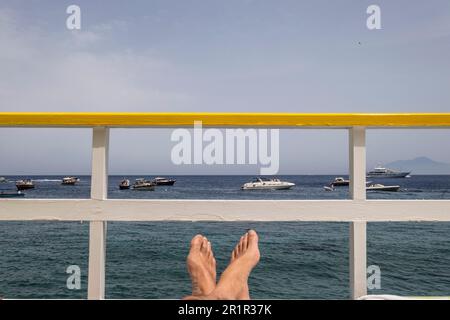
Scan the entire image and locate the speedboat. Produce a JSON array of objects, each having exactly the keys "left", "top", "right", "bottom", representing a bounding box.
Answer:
[
  {"left": 241, "top": 177, "right": 295, "bottom": 190},
  {"left": 367, "top": 166, "right": 410, "bottom": 178},
  {"left": 0, "top": 191, "right": 25, "bottom": 198},
  {"left": 153, "top": 177, "right": 176, "bottom": 186},
  {"left": 119, "top": 179, "right": 130, "bottom": 190},
  {"left": 366, "top": 184, "right": 400, "bottom": 192},
  {"left": 132, "top": 178, "right": 155, "bottom": 191},
  {"left": 330, "top": 177, "right": 349, "bottom": 186},
  {"left": 62, "top": 177, "right": 80, "bottom": 185},
  {"left": 16, "top": 179, "right": 34, "bottom": 190}
]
